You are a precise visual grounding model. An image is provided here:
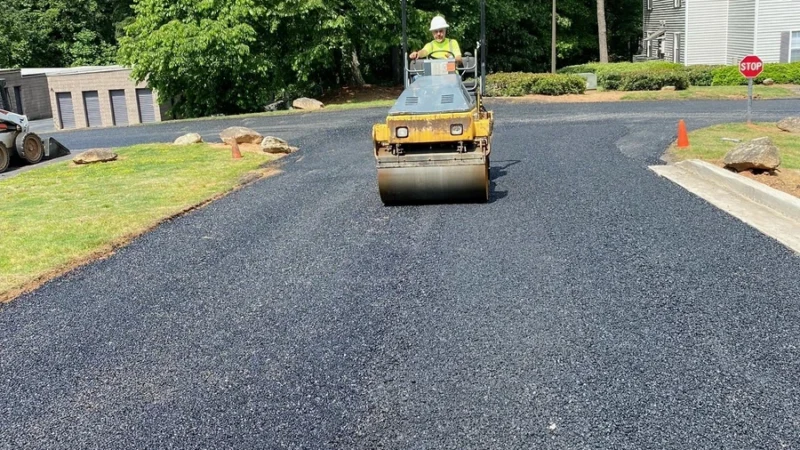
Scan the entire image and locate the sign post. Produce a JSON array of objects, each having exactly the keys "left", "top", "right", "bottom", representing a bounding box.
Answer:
[{"left": 739, "top": 54, "right": 764, "bottom": 124}]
